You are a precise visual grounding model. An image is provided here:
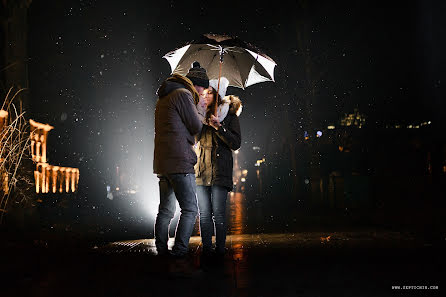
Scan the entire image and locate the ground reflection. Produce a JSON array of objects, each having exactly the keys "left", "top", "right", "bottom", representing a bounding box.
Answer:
[{"left": 228, "top": 192, "right": 244, "bottom": 260}]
